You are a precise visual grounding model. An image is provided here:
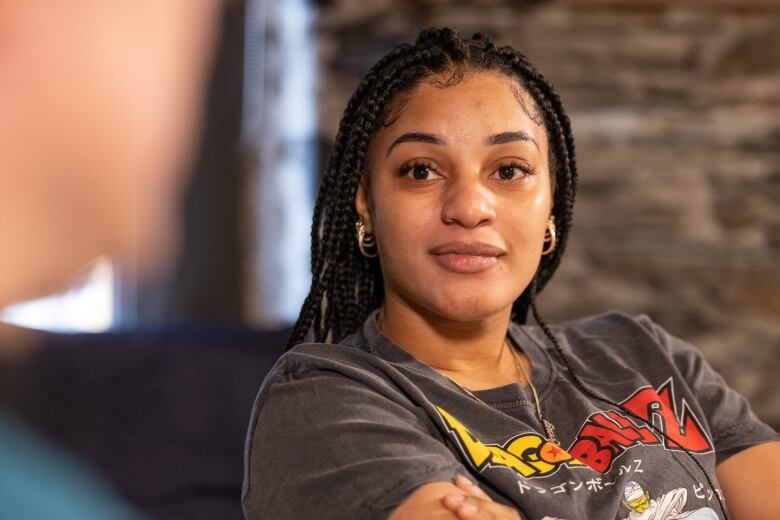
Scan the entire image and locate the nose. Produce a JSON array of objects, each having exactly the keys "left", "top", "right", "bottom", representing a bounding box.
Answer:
[{"left": 441, "top": 174, "right": 496, "bottom": 228}]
